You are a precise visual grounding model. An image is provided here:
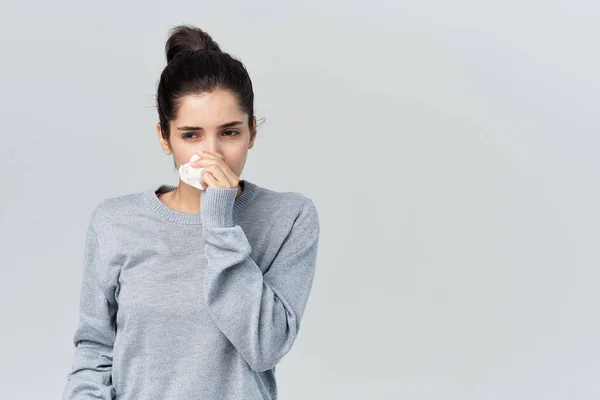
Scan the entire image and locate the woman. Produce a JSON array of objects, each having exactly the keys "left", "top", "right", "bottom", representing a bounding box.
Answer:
[{"left": 62, "top": 24, "right": 320, "bottom": 400}]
